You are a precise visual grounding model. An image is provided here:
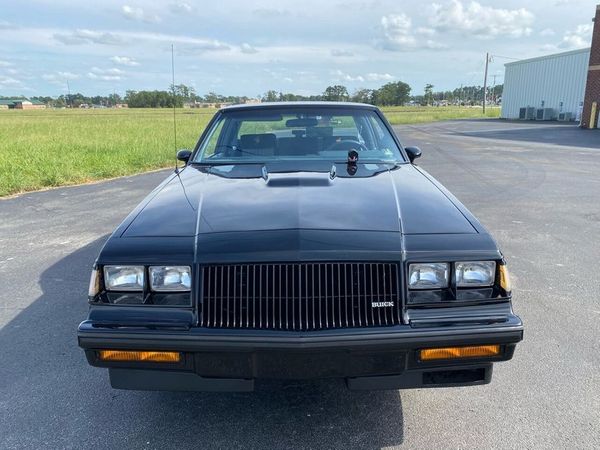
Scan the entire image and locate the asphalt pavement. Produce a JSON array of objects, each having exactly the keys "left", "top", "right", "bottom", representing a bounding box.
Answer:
[{"left": 0, "top": 120, "right": 598, "bottom": 449}]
